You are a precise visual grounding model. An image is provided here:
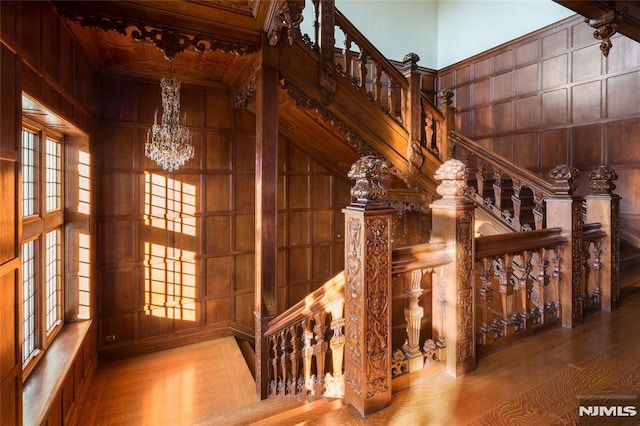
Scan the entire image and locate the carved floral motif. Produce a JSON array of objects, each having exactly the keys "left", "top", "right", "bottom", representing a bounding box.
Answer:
[
  {"left": 267, "top": 0, "right": 305, "bottom": 46},
  {"left": 56, "top": 7, "right": 258, "bottom": 58},
  {"left": 345, "top": 217, "right": 362, "bottom": 396},
  {"left": 348, "top": 156, "right": 391, "bottom": 202},
  {"left": 549, "top": 164, "right": 579, "bottom": 197},
  {"left": 588, "top": 165, "right": 618, "bottom": 195},
  {"left": 456, "top": 210, "right": 474, "bottom": 363},
  {"left": 434, "top": 159, "right": 468, "bottom": 197},
  {"left": 436, "top": 89, "right": 454, "bottom": 114},
  {"left": 365, "top": 217, "right": 390, "bottom": 398}
]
